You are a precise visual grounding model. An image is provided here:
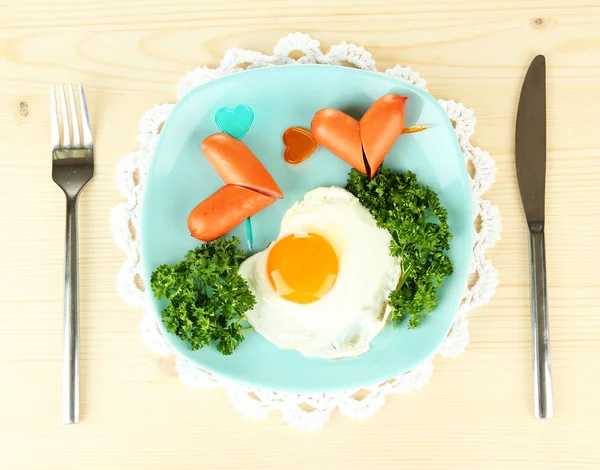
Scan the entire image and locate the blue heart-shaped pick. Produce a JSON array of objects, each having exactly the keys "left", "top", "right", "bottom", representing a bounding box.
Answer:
[{"left": 215, "top": 105, "right": 254, "bottom": 140}]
